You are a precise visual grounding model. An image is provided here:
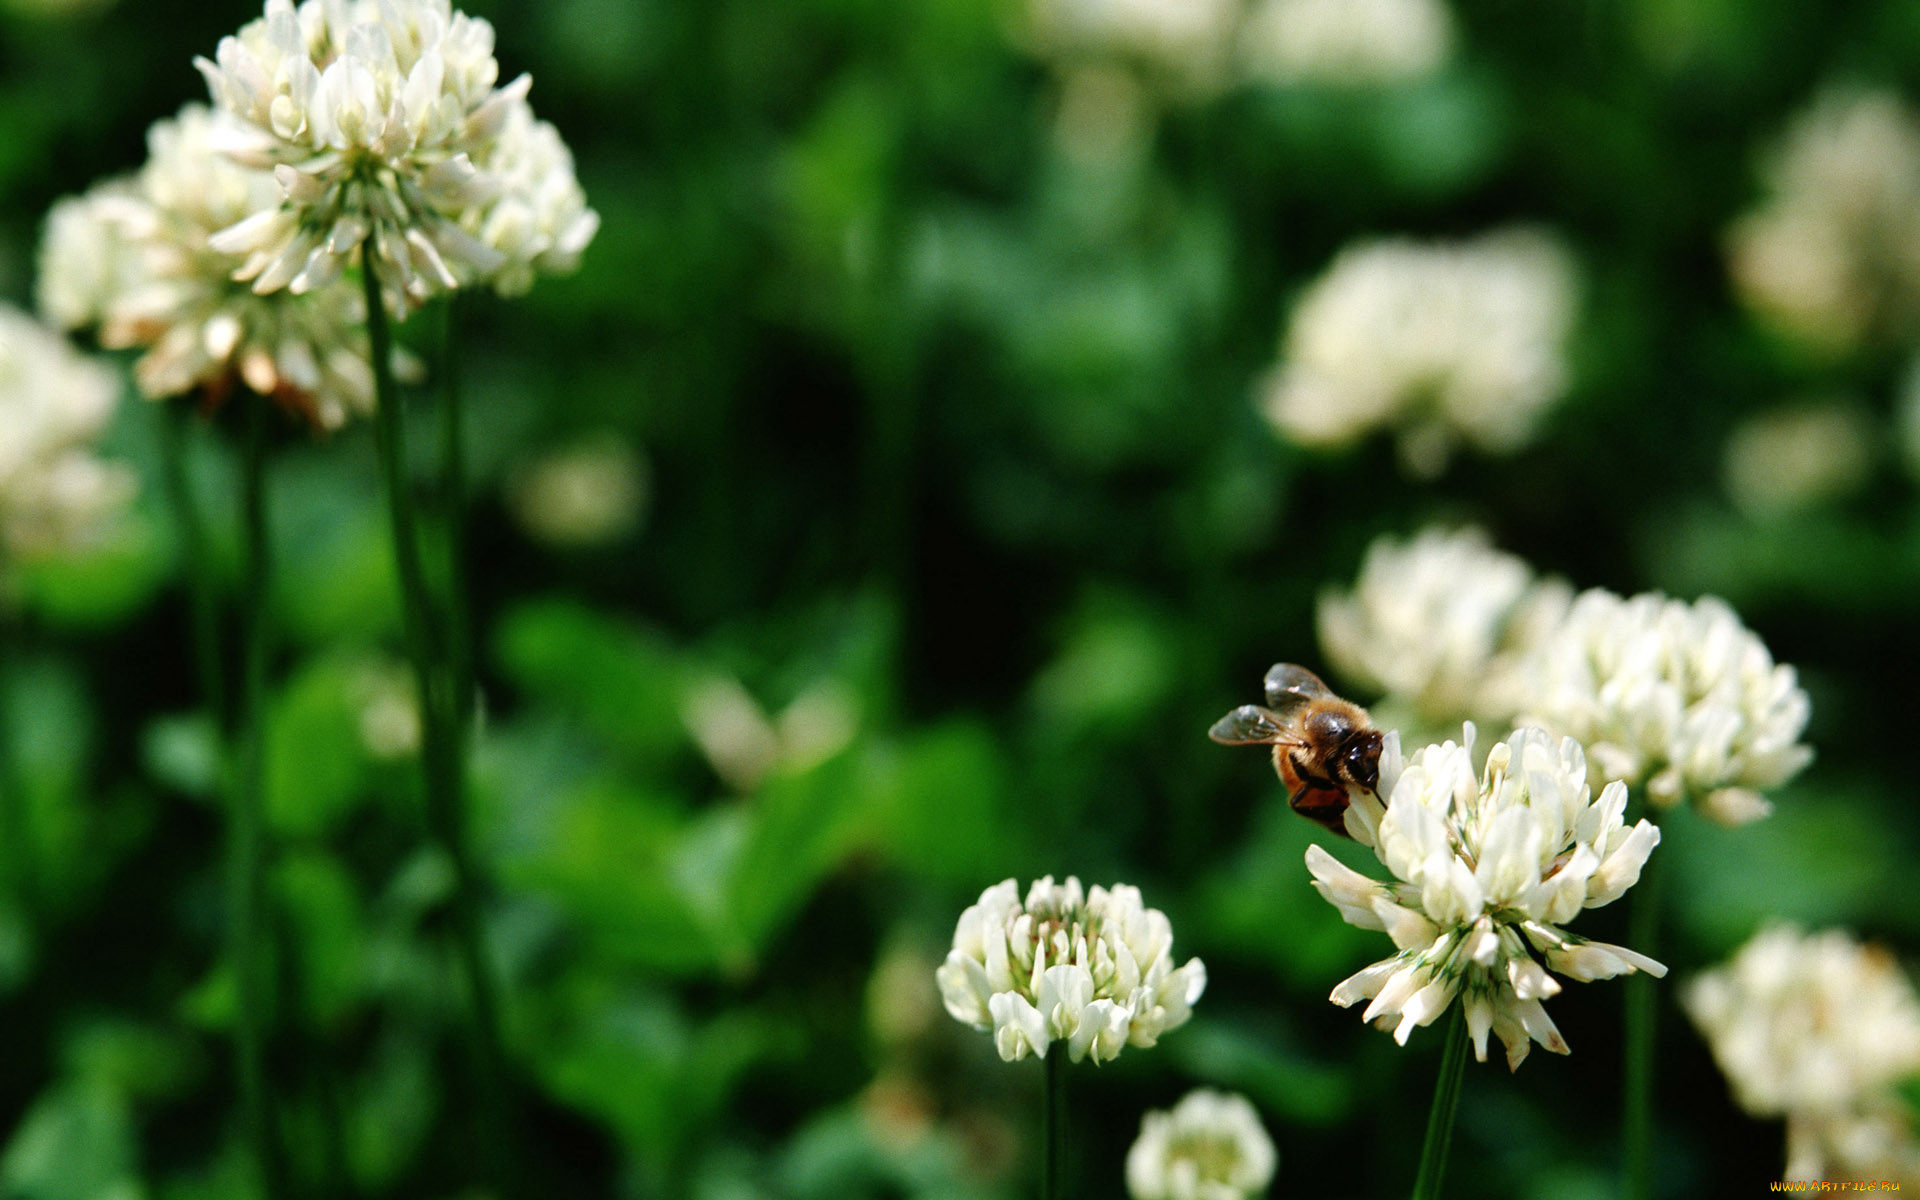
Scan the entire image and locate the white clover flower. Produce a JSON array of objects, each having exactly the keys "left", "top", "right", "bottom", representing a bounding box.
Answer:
[
  {"left": 1260, "top": 229, "right": 1579, "bottom": 477},
  {"left": 1785, "top": 1102, "right": 1920, "bottom": 1186},
  {"left": 1126, "top": 1089, "right": 1276, "bottom": 1200},
  {"left": 39, "top": 104, "right": 389, "bottom": 428},
  {"left": 1318, "top": 526, "right": 1570, "bottom": 728},
  {"left": 1506, "top": 590, "right": 1813, "bottom": 827},
  {"left": 462, "top": 99, "right": 598, "bottom": 297},
  {"left": 1685, "top": 925, "right": 1920, "bottom": 1120},
  {"left": 1721, "top": 401, "right": 1874, "bottom": 518},
  {"left": 1309, "top": 726, "right": 1664, "bottom": 1070},
  {"left": 36, "top": 188, "right": 143, "bottom": 335},
  {"left": 1727, "top": 87, "right": 1920, "bottom": 356},
  {"left": 196, "top": 0, "right": 589, "bottom": 313},
  {"left": 936, "top": 876, "right": 1206, "bottom": 1064},
  {"left": 1025, "top": 0, "right": 1244, "bottom": 97},
  {"left": 1237, "top": 0, "right": 1453, "bottom": 88},
  {"left": 0, "top": 306, "right": 136, "bottom": 561},
  {"left": 505, "top": 436, "right": 646, "bottom": 549}
]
